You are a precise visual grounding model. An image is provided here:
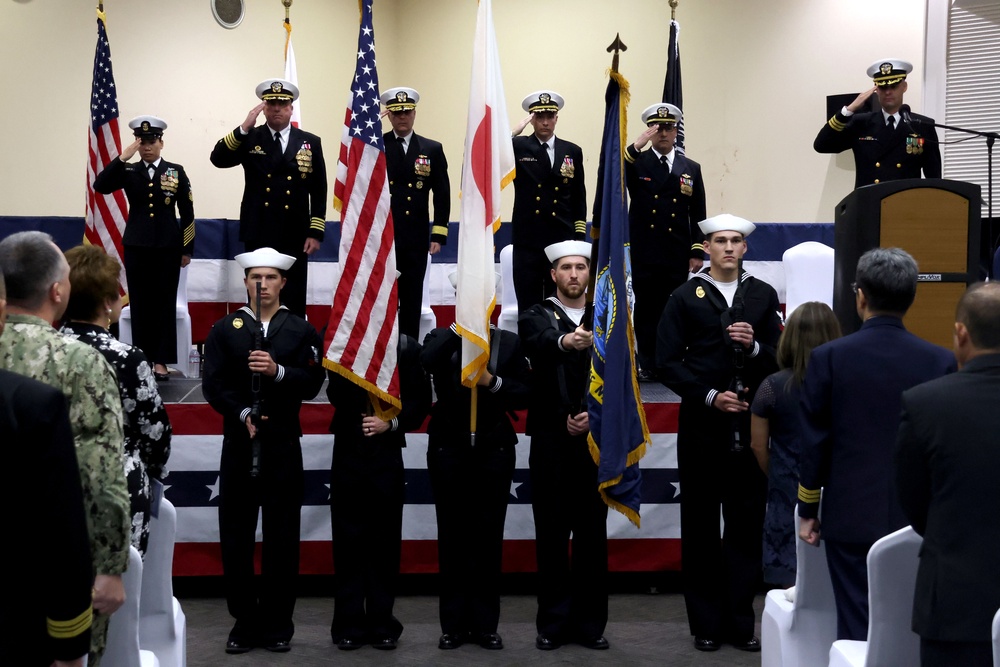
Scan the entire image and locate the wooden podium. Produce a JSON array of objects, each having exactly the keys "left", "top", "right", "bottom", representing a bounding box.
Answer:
[{"left": 833, "top": 179, "right": 981, "bottom": 347}]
